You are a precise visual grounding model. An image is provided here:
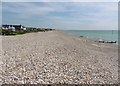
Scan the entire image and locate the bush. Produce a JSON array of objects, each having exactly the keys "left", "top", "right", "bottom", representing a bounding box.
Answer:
[
  {"left": 1, "top": 28, "right": 46, "bottom": 36},
  {"left": 2, "top": 29, "right": 14, "bottom": 35},
  {"left": 16, "top": 32, "right": 26, "bottom": 34}
]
